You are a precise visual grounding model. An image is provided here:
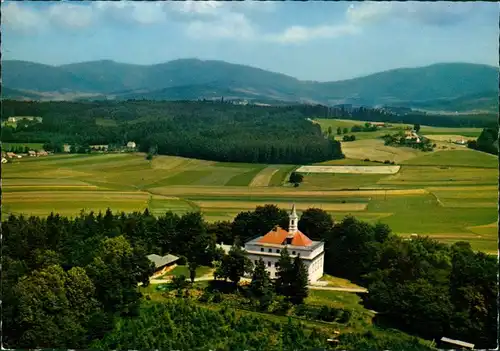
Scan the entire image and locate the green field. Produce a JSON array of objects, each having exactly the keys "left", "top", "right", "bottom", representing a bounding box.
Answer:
[{"left": 2, "top": 147, "right": 498, "bottom": 253}]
